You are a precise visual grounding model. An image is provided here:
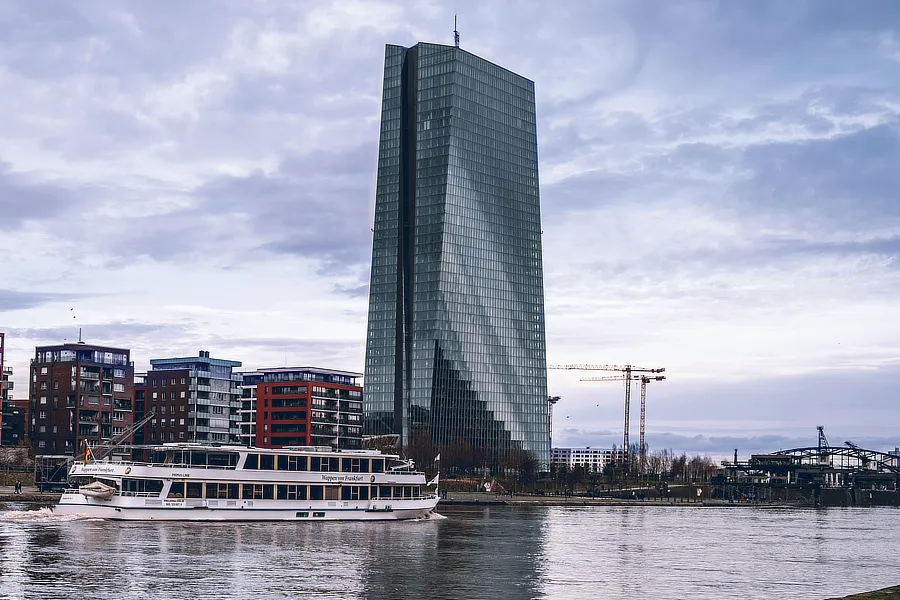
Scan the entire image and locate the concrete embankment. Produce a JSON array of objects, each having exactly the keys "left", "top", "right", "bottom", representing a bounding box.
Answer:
[
  {"left": 827, "top": 586, "right": 900, "bottom": 599},
  {"left": 0, "top": 485, "right": 60, "bottom": 503},
  {"left": 439, "top": 492, "right": 791, "bottom": 508}
]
